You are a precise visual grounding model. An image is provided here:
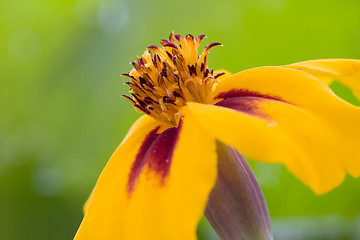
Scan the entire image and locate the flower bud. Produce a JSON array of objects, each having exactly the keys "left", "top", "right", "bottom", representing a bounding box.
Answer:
[{"left": 205, "top": 142, "right": 273, "bottom": 240}]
